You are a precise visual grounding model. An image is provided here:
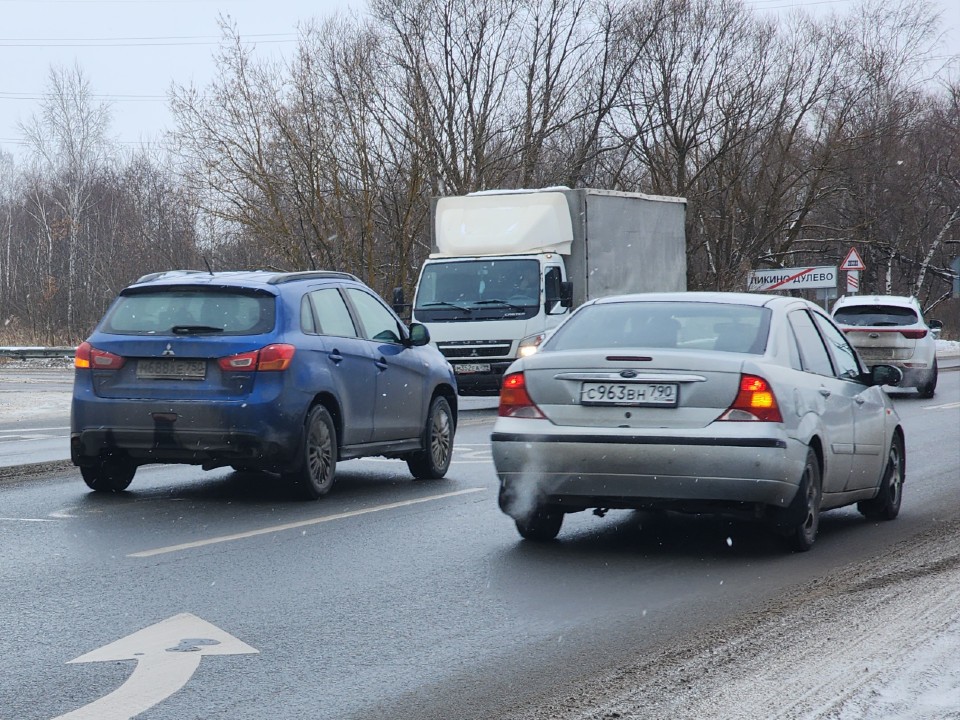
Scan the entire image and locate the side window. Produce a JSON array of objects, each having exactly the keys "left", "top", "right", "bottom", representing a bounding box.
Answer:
[
  {"left": 345, "top": 288, "right": 403, "bottom": 344},
  {"left": 309, "top": 288, "right": 358, "bottom": 338},
  {"left": 787, "top": 310, "right": 835, "bottom": 377},
  {"left": 301, "top": 295, "right": 317, "bottom": 334},
  {"left": 812, "top": 311, "right": 862, "bottom": 380}
]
